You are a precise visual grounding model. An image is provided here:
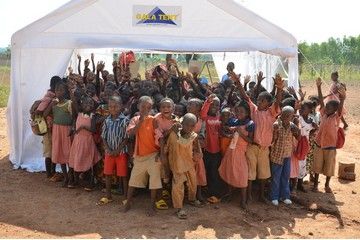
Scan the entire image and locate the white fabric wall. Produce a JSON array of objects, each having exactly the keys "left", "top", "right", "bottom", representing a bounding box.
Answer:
[
  {"left": 212, "top": 52, "right": 298, "bottom": 91},
  {"left": 7, "top": 48, "right": 73, "bottom": 171}
]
